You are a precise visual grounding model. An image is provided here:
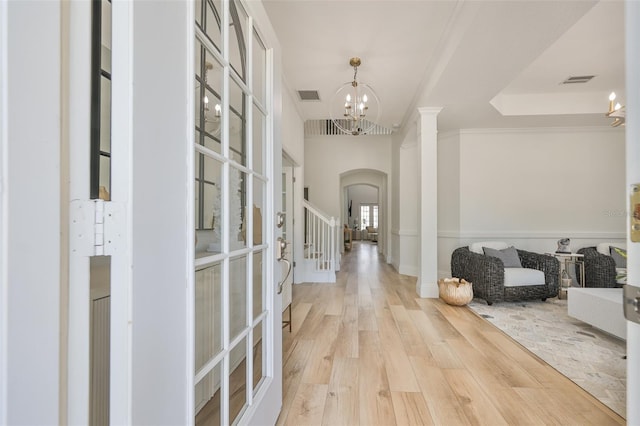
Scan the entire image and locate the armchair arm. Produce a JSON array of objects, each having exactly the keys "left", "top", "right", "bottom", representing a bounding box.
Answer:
[
  {"left": 517, "top": 250, "right": 559, "bottom": 295},
  {"left": 451, "top": 247, "right": 504, "bottom": 303},
  {"left": 577, "top": 247, "right": 617, "bottom": 288}
]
